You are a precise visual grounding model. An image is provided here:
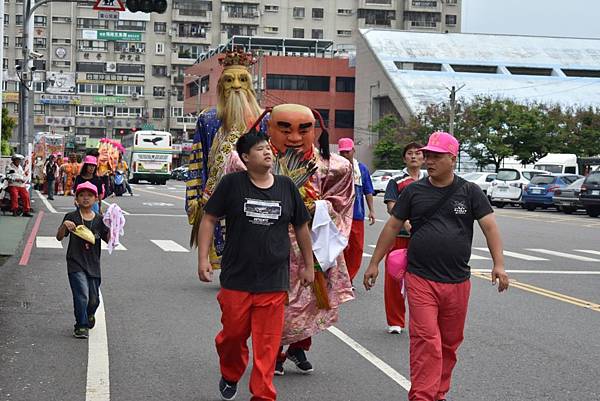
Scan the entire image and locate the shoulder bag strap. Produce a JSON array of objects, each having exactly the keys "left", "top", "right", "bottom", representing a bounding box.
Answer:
[{"left": 411, "top": 178, "right": 467, "bottom": 236}]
